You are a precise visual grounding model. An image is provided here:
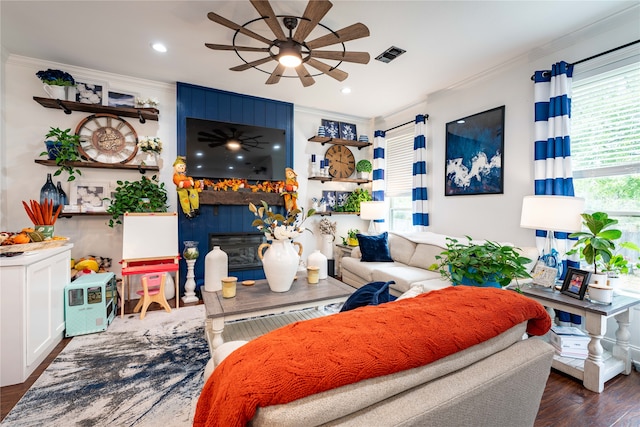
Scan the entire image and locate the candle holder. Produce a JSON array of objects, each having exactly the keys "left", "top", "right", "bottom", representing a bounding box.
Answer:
[{"left": 182, "top": 241, "right": 200, "bottom": 303}]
